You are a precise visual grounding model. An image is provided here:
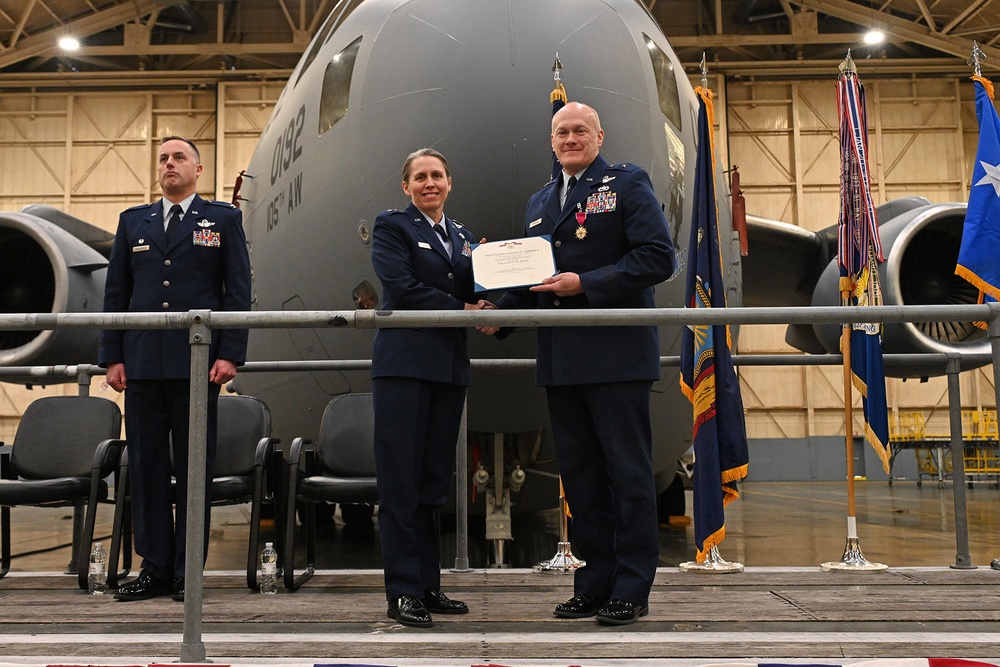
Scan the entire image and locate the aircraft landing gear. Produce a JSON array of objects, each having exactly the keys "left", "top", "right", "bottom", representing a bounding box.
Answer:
[{"left": 474, "top": 433, "right": 527, "bottom": 567}]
